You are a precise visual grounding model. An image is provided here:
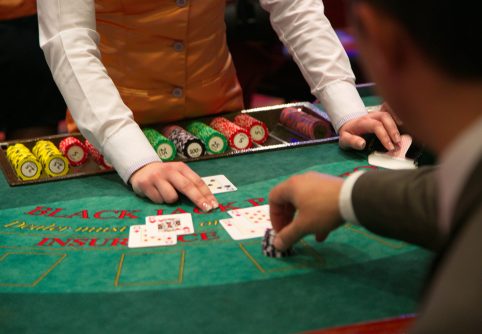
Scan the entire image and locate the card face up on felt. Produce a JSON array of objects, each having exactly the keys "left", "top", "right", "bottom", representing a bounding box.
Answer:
[
  {"left": 201, "top": 175, "right": 237, "bottom": 194},
  {"left": 128, "top": 225, "right": 177, "bottom": 248},
  {"left": 220, "top": 205, "right": 272, "bottom": 240},
  {"left": 145, "top": 213, "right": 194, "bottom": 236},
  {"left": 128, "top": 213, "right": 194, "bottom": 248}
]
